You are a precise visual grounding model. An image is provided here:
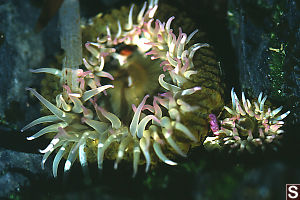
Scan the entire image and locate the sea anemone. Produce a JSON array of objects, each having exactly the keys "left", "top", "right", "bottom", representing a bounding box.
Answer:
[
  {"left": 204, "top": 88, "right": 290, "bottom": 153},
  {"left": 22, "top": 0, "right": 224, "bottom": 177}
]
